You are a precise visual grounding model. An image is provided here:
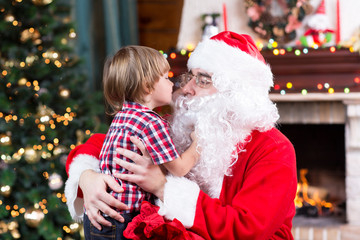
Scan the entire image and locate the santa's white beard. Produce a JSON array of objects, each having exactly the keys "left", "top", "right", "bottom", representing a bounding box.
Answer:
[{"left": 170, "top": 91, "right": 279, "bottom": 198}]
